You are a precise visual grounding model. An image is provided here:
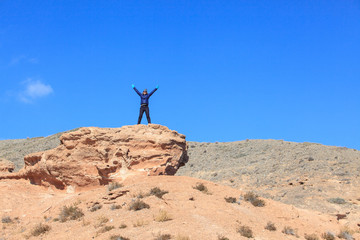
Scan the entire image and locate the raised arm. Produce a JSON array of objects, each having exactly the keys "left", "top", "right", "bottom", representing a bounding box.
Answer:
[
  {"left": 148, "top": 85, "right": 159, "bottom": 97},
  {"left": 132, "top": 84, "right": 141, "bottom": 96}
]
